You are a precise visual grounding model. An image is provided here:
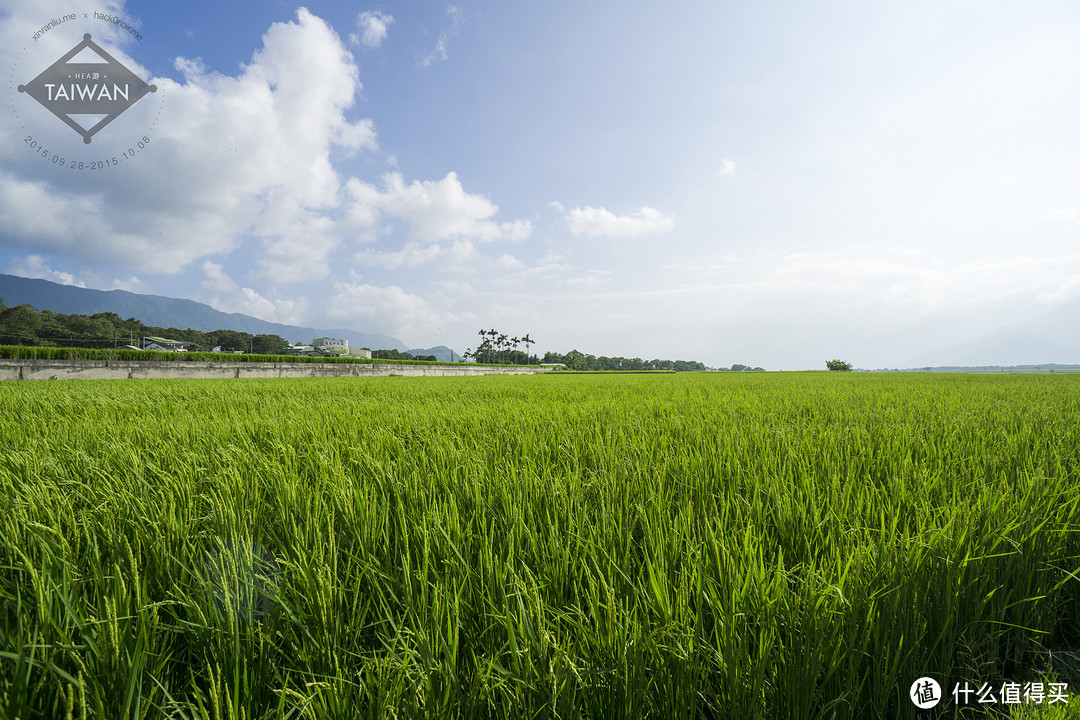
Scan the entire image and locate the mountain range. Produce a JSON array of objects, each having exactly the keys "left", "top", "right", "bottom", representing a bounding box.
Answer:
[{"left": 0, "top": 273, "right": 436, "bottom": 355}]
